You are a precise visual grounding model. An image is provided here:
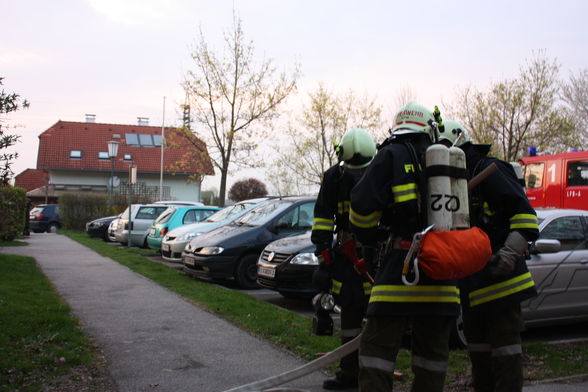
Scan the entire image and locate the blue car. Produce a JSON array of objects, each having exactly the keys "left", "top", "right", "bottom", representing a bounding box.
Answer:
[{"left": 147, "top": 205, "right": 220, "bottom": 250}]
